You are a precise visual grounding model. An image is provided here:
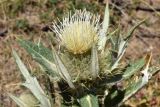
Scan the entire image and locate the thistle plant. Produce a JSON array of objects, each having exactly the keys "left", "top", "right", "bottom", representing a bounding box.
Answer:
[{"left": 10, "top": 3, "right": 160, "bottom": 107}]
